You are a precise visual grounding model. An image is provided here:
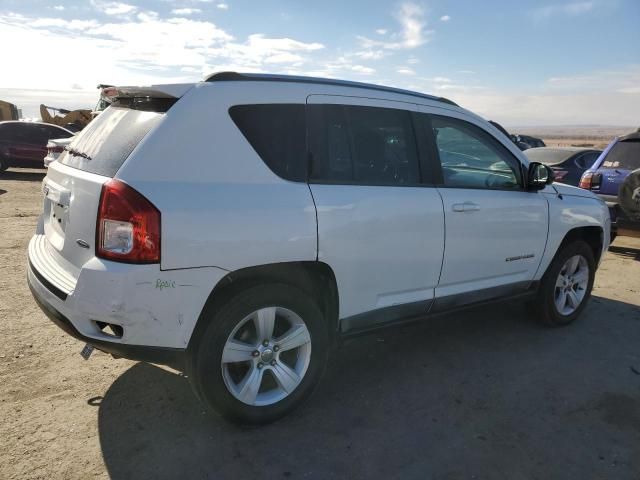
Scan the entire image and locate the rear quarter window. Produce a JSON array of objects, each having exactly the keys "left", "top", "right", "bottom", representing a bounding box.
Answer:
[
  {"left": 229, "top": 104, "right": 306, "bottom": 182},
  {"left": 59, "top": 107, "right": 163, "bottom": 177},
  {"left": 602, "top": 140, "right": 640, "bottom": 170}
]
